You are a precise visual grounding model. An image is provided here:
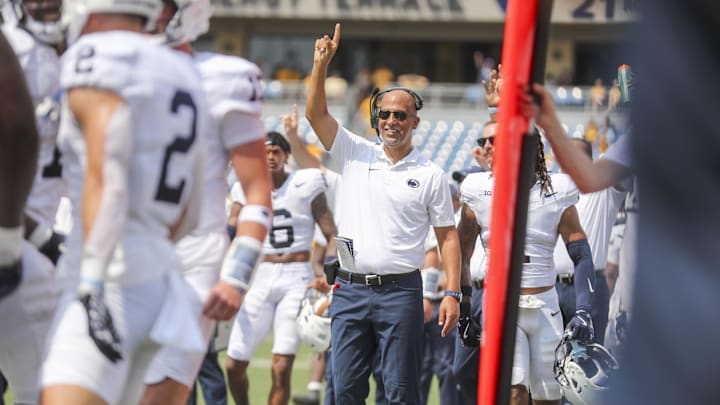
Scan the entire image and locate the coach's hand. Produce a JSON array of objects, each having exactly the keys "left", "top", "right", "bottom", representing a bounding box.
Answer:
[
  {"left": 78, "top": 284, "right": 122, "bottom": 363},
  {"left": 565, "top": 309, "right": 595, "bottom": 343},
  {"left": 438, "top": 295, "right": 459, "bottom": 337},
  {"left": 203, "top": 281, "right": 243, "bottom": 321},
  {"left": 0, "top": 260, "right": 22, "bottom": 300},
  {"left": 457, "top": 302, "right": 481, "bottom": 347},
  {"left": 314, "top": 23, "right": 341, "bottom": 67}
]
